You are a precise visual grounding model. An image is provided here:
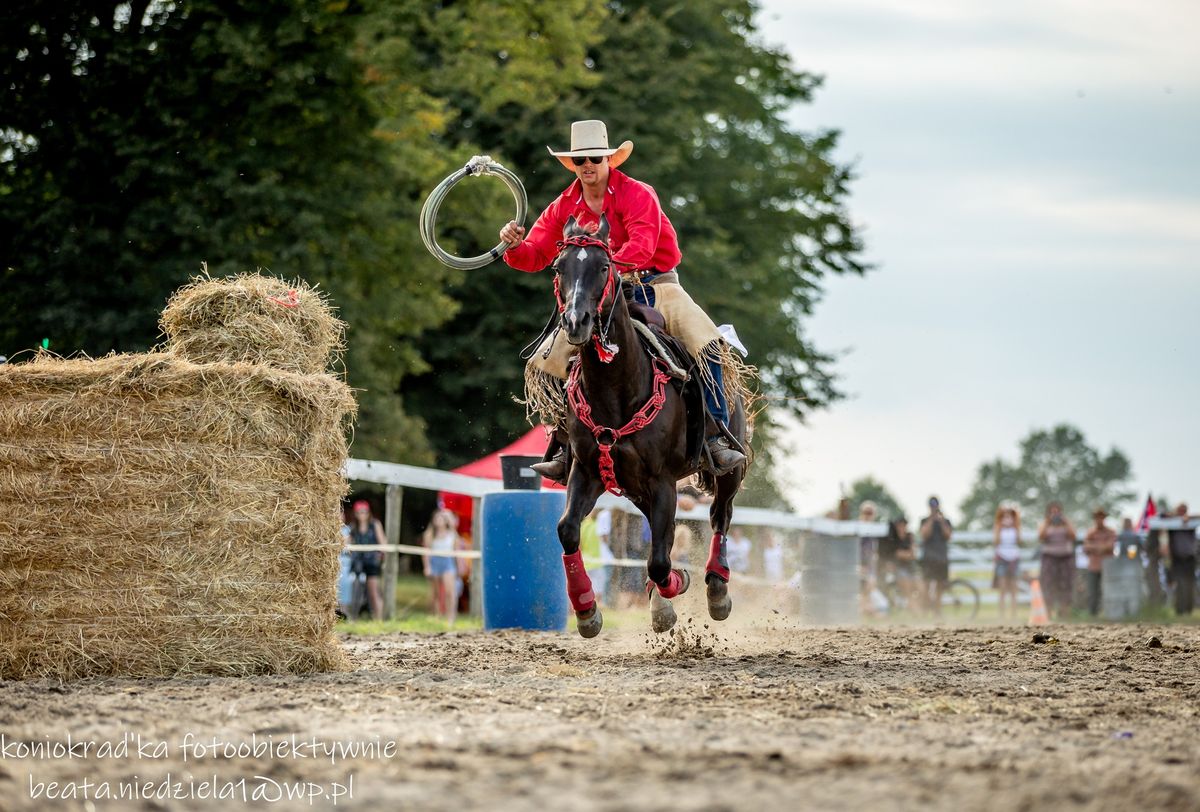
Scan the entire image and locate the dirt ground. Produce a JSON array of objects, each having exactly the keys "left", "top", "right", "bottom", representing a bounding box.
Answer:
[{"left": 2, "top": 613, "right": 1198, "bottom": 811}]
